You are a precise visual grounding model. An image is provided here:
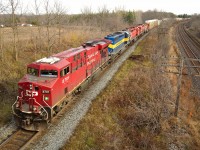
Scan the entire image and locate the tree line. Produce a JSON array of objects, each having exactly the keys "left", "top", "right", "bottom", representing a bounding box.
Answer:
[{"left": 0, "top": 0, "right": 176, "bottom": 62}]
